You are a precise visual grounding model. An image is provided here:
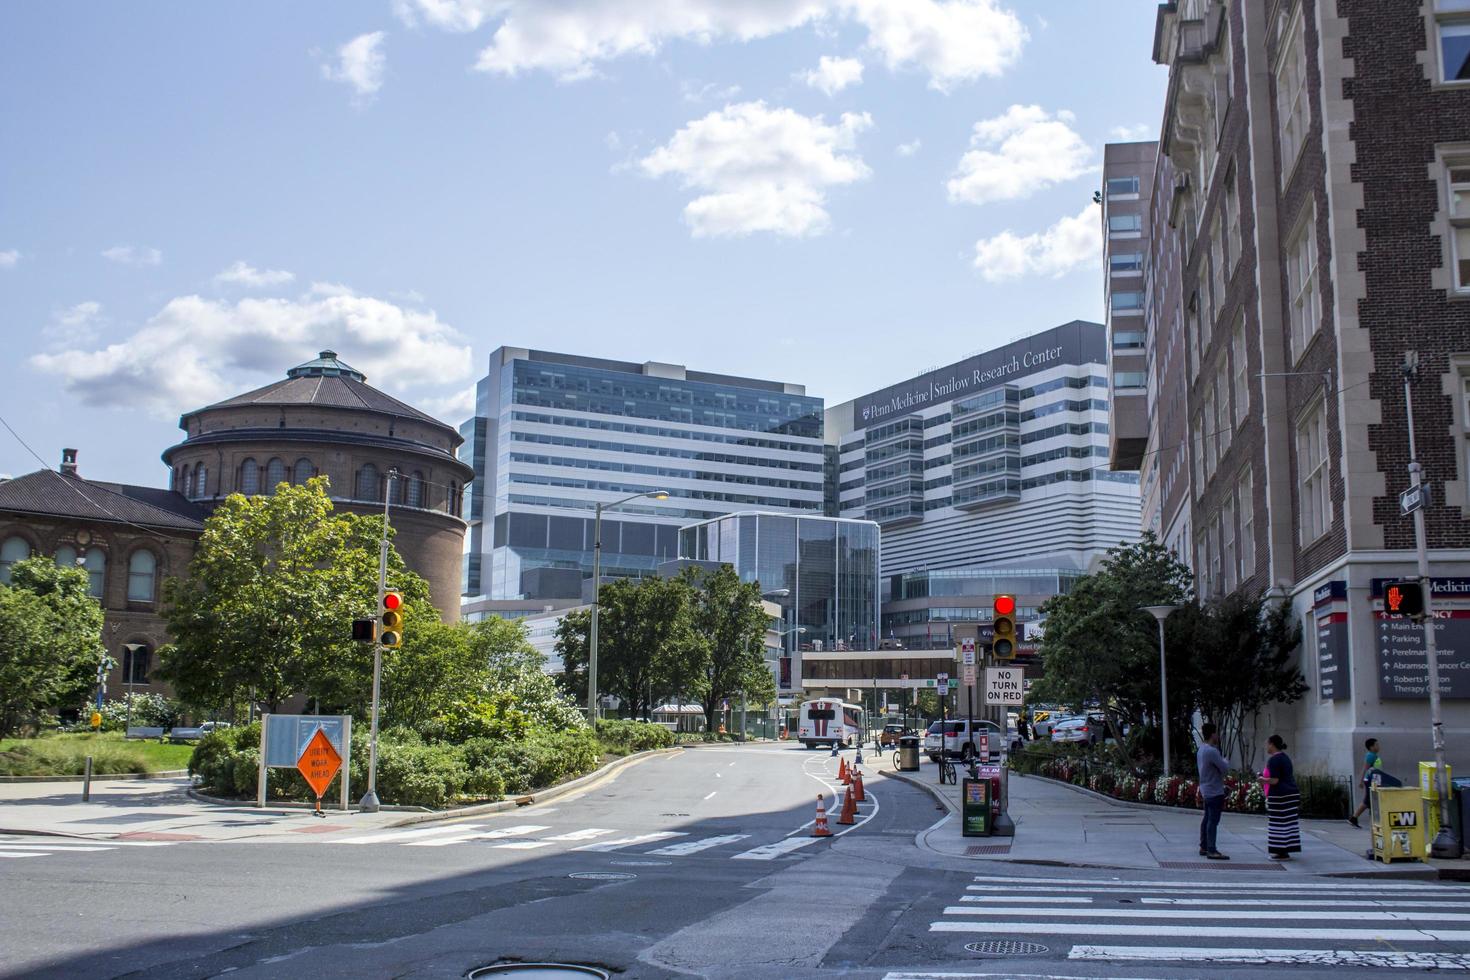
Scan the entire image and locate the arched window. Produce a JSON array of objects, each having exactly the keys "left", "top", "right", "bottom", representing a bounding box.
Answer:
[
  {"left": 239, "top": 458, "right": 260, "bottom": 496},
  {"left": 127, "top": 550, "right": 157, "bottom": 602},
  {"left": 293, "top": 458, "right": 313, "bottom": 485},
  {"left": 265, "top": 458, "right": 287, "bottom": 493},
  {"left": 0, "top": 536, "right": 31, "bottom": 584},
  {"left": 450, "top": 482, "right": 460, "bottom": 516},
  {"left": 54, "top": 545, "right": 78, "bottom": 569},
  {"left": 122, "top": 643, "right": 151, "bottom": 685},
  {"left": 194, "top": 466, "right": 208, "bottom": 498},
  {"left": 406, "top": 471, "right": 424, "bottom": 508},
  {"left": 82, "top": 547, "right": 105, "bottom": 598},
  {"left": 356, "top": 464, "right": 379, "bottom": 501}
]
